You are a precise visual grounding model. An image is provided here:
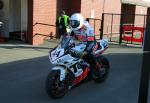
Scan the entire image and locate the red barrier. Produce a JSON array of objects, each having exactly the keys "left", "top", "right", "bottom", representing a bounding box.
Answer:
[{"left": 122, "top": 26, "right": 145, "bottom": 43}]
